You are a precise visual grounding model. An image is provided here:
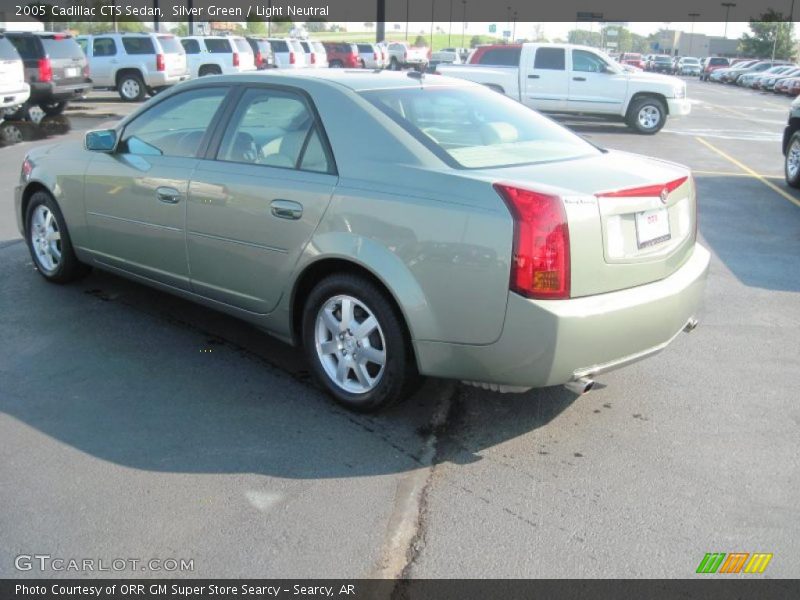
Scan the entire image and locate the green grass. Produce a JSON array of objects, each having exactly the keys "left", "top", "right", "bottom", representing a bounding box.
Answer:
[{"left": 306, "top": 30, "right": 502, "bottom": 52}]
